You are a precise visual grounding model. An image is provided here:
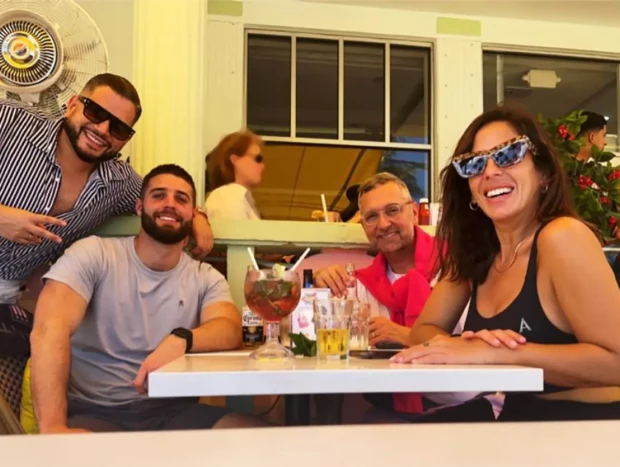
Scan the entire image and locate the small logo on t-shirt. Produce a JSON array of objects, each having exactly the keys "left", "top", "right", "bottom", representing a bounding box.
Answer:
[{"left": 519, "top": 318, "right": 532, "bottom": 333}]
